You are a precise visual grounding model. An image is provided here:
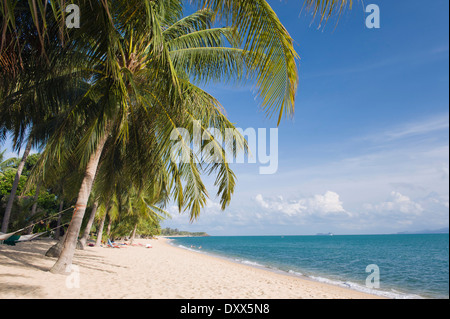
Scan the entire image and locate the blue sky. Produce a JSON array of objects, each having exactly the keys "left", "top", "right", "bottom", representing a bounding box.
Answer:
[
  {"left": 2, "top": 0, "right": 448, "bottom": 236},
  {"left": 162, "top": 0, "right": 449, "bottom": 235}
]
